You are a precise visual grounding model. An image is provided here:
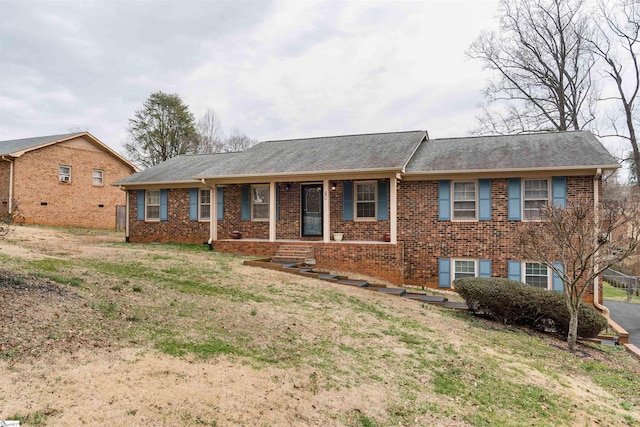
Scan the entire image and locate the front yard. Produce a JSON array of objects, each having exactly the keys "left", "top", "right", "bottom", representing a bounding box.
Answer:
[{"left": 0, "top": 226, "right": 638, "bottom": 426}]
